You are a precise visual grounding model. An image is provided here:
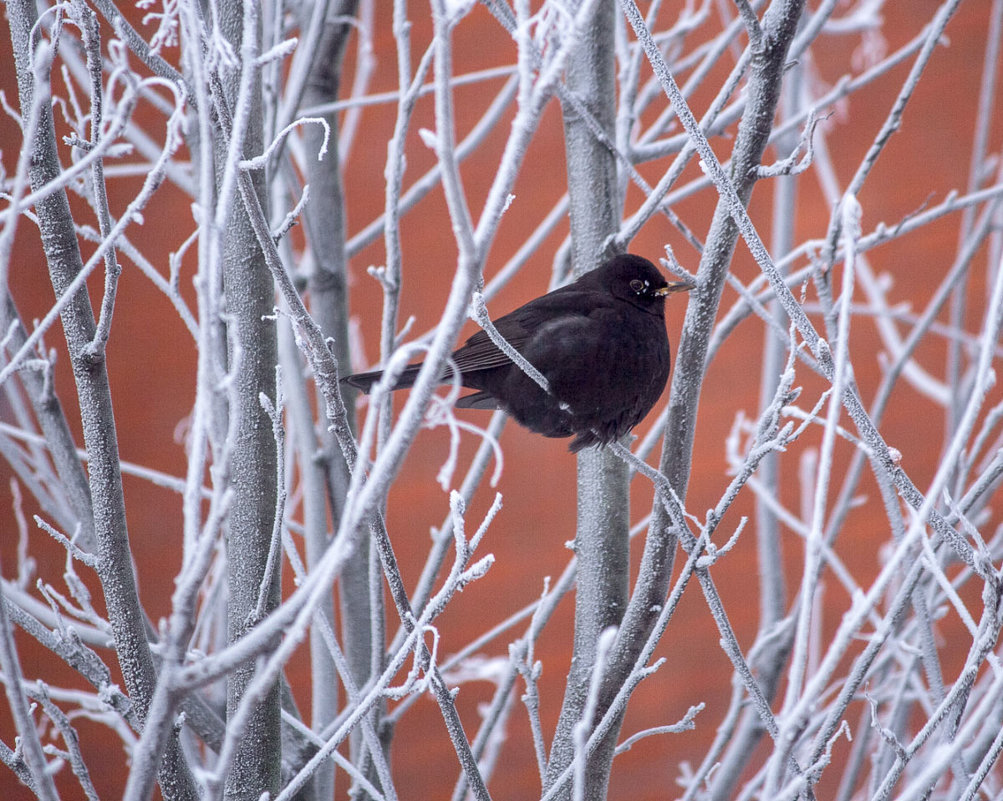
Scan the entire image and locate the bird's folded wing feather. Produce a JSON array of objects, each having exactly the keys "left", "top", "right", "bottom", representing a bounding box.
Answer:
[{"left": 452, "top": 287, "right": 608, "bottom": 373}]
